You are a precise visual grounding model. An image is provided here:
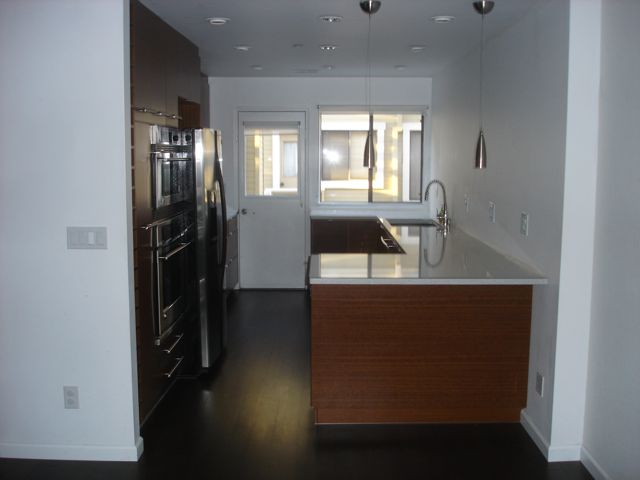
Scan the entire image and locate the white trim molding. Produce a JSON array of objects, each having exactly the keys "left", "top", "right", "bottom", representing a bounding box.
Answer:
[
  {"left": 521, "top": 409, "right": 551, "bottom": 459},
  {"left": 581, "top": 447, "right": 612, "bottom": 480},
  {"left": 0, "top": 436, "right": 143, "bottom": 462},
  {"left": 521, "top": 409, "right": 581, "bottom": 462}
]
